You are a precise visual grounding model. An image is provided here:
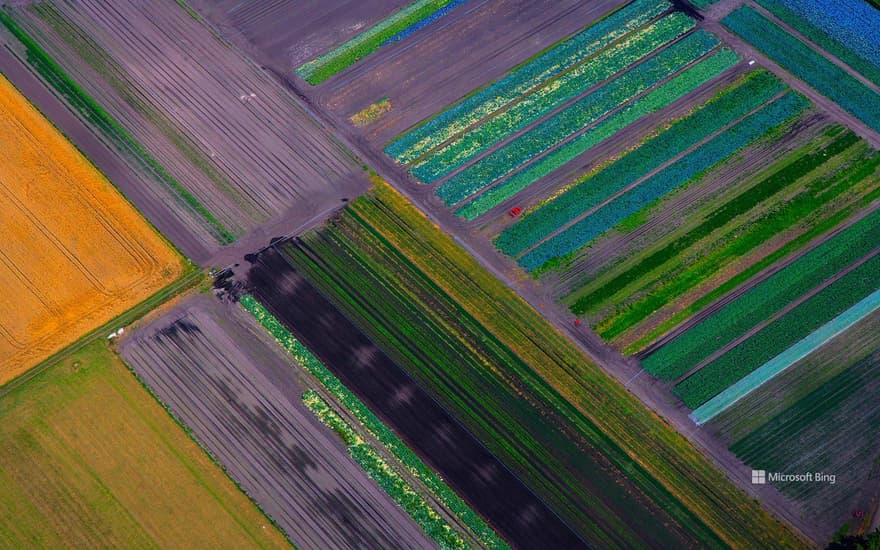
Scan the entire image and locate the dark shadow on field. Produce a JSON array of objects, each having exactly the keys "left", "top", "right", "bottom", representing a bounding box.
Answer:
[{"left": 247, "top": 246, "right": 587, "bottom": 549}]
